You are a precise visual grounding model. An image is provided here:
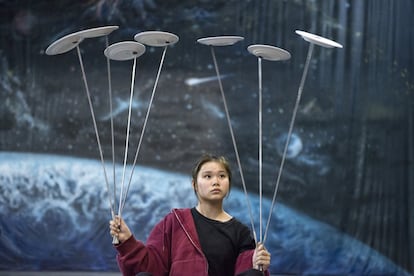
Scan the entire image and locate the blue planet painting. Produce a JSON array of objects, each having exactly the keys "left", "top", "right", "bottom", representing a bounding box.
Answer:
[{"left": 0, "top": 152, "right": 409, "bottom": 275}]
